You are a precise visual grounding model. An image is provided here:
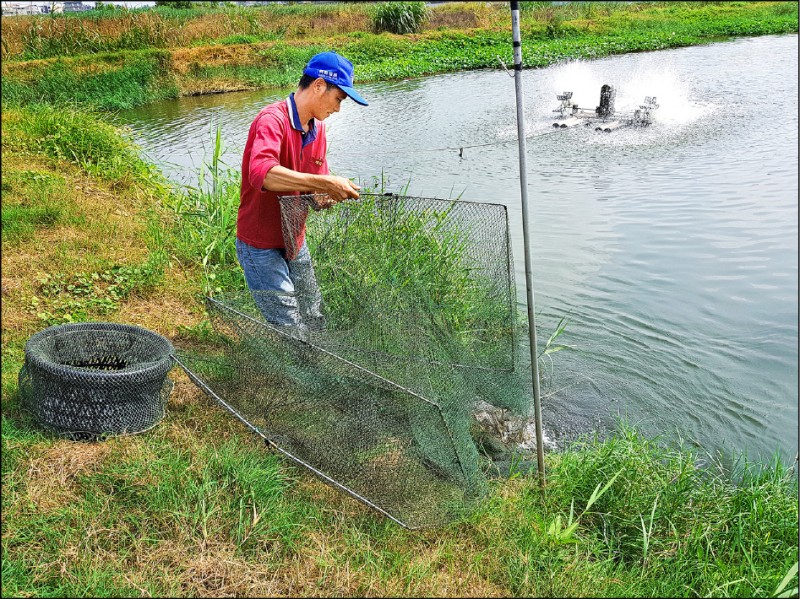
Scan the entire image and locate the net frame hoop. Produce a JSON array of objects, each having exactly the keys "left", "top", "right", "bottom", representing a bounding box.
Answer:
[
  {"left": 281, "top": 192, "right": 511, "bottom": 212},
  {"left": 174, "top": 353, "right": 416, "bottom": 530},
  {"left": 201, "top": 295, "right": 474, "bottom": 487},
  {"left": 279, "top": 192, "right": 519, "bottom": 372},
  {"left": 24, "top": 322, "right": 175, "bottom": 382}
]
